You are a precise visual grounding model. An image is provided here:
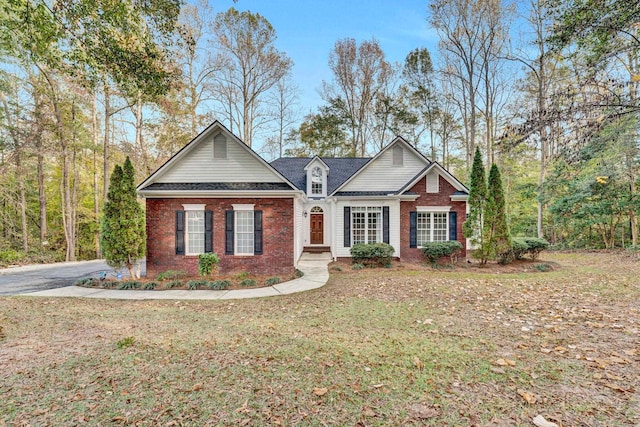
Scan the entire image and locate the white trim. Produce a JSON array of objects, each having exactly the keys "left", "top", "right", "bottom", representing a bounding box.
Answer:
[
  {"left": 232, "top": 203, "right": 255, "bottom": 211},
  {"left": 417, "top": 205, "right": 451, "bottom": 212},
  {"left": 184, "top": 210, "right": 205, "bottom": 256},
  {"left": 450, "top": 194, "right": 468, "bottom": 202},
  {"left": 140, "top": 190, "right": 301, "bottom": 198},
  {"left": 399, "top": 162, "right": 469, "bottom": 195},
  {"left": 182, "top": 204, "right": 205, "bottom": 211},
  {"left": 426, "top": 172, "right": 439, "bottom": 193},
  {"left": 234, "top": 209, "right": 254, "bottom": 256},
  {"left": 416, "top": 211, "right": 449, "bottom": 246}
]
